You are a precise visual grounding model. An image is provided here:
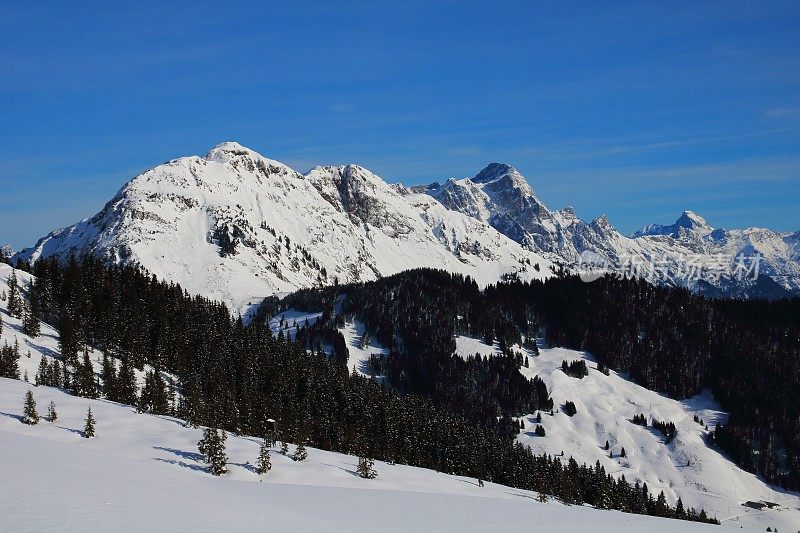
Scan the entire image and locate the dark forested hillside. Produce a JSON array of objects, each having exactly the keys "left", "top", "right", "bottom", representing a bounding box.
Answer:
[
  {"left": 263, "top": 269, "right": 800, "bottom": 491},
  {"left": 3, "top": 257, "right": 713, "bottom": 524},
  {"left": 524, "top": 276, "right": 800, "bottom": 490}
]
